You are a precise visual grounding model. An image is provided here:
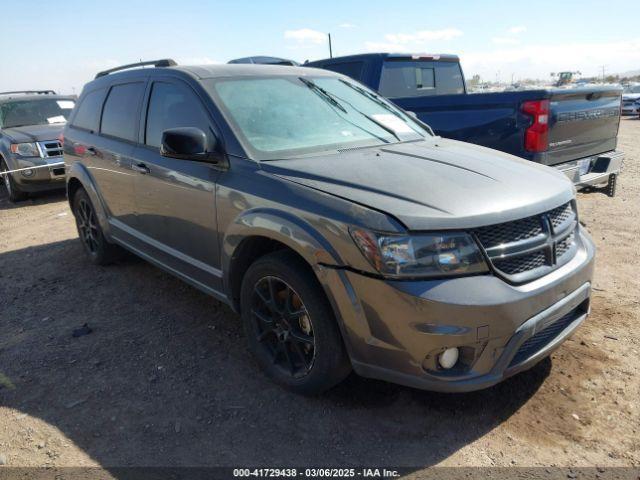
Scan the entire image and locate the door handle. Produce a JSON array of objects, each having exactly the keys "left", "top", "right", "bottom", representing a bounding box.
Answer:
[{"left": 131, "top": 163, "right": 150, "bottom": 174}]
